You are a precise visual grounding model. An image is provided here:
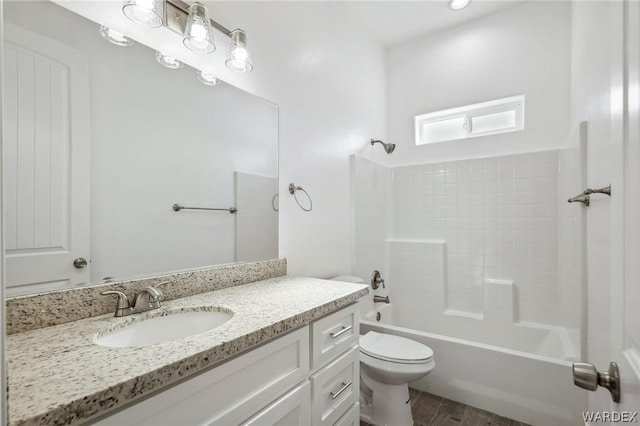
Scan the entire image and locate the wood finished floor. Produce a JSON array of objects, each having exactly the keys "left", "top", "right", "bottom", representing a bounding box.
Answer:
[{"left": 360, "top": 388, "right": 530, "bottom": 426}]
